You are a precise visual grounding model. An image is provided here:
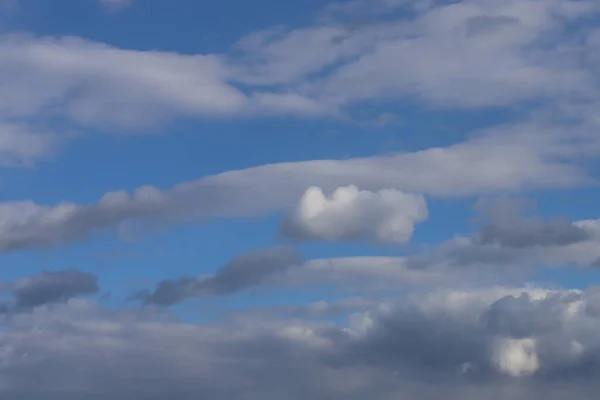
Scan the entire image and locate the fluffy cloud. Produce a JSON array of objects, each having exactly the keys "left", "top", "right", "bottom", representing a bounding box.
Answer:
[{"left": 280, "top": 185, "right": 428, "bottom": 244}]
